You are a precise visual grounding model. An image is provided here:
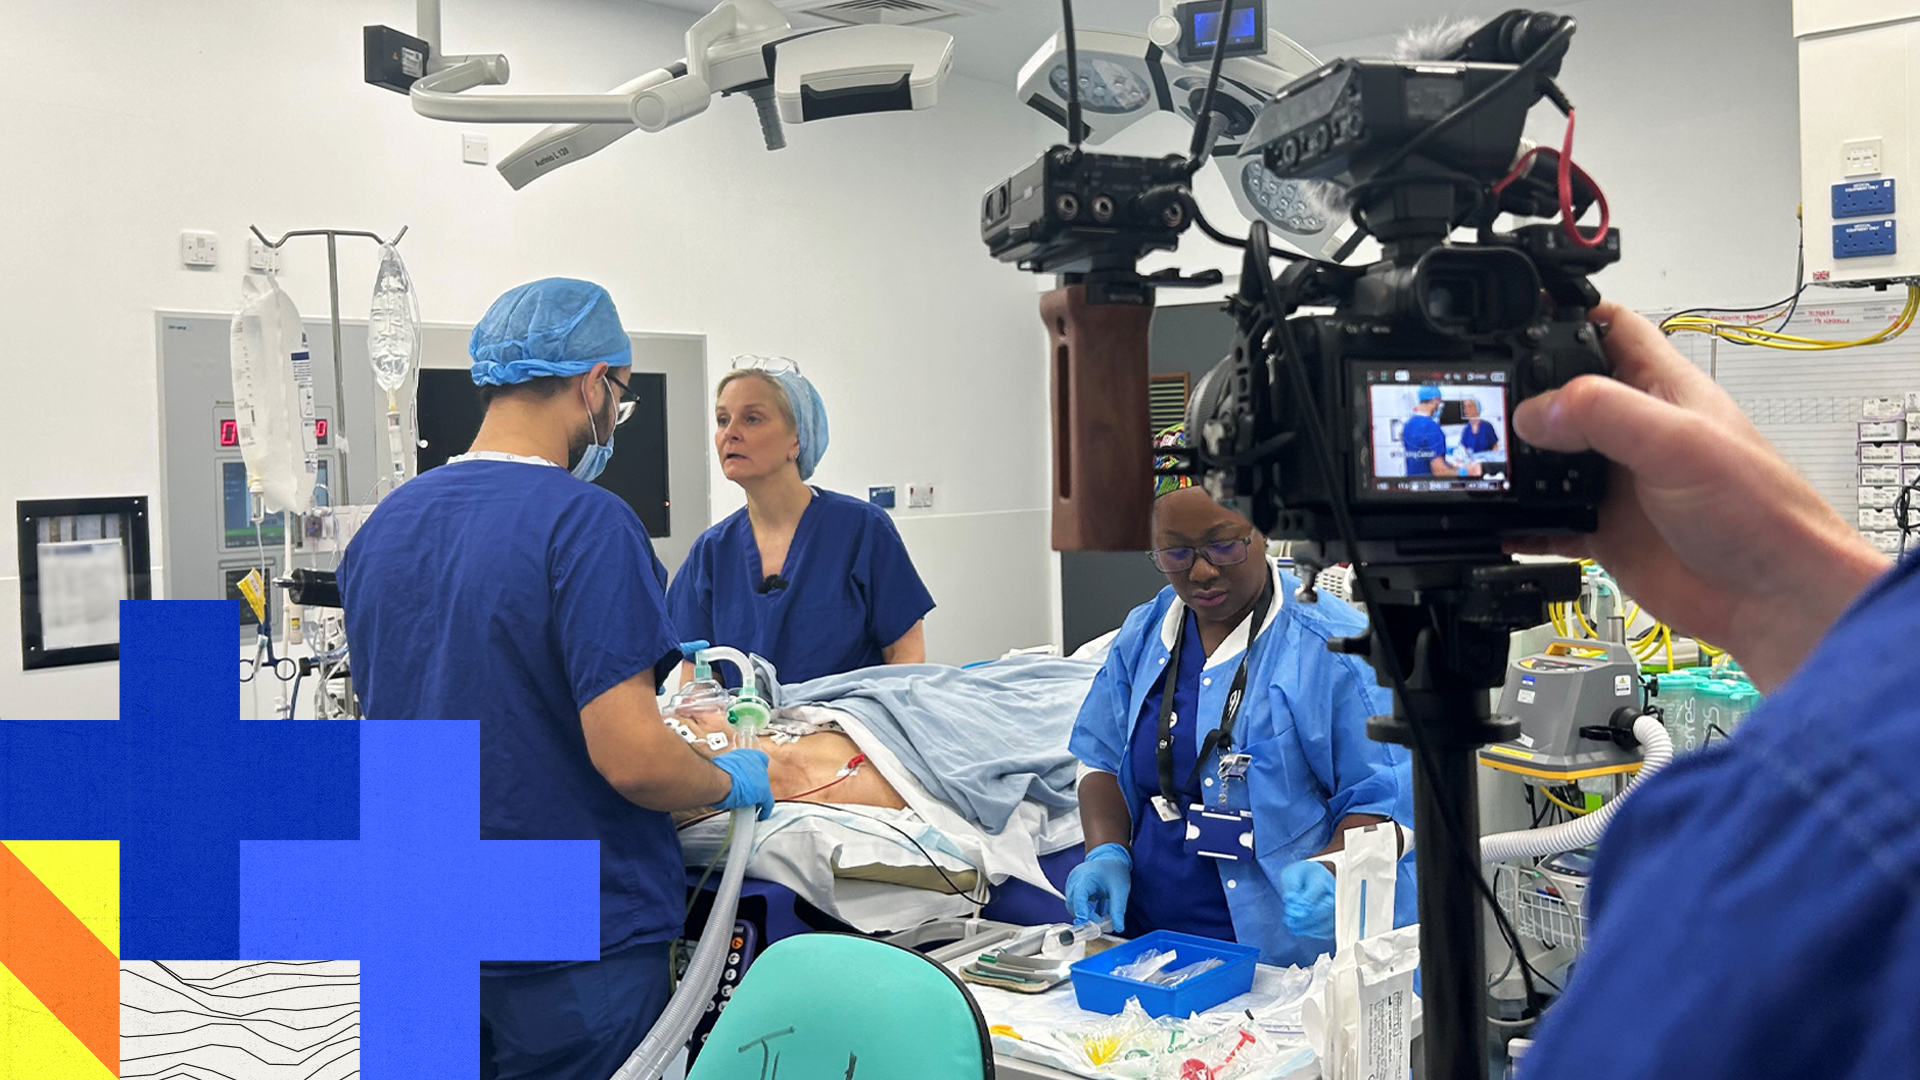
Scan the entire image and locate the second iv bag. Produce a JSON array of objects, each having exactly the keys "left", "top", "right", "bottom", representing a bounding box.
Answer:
[
  {"left": 368, "top": 242, "right": 421, "bottom": 490},
  {"left": 367, "top": 243, "right": 420, "bottom": 392}
]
